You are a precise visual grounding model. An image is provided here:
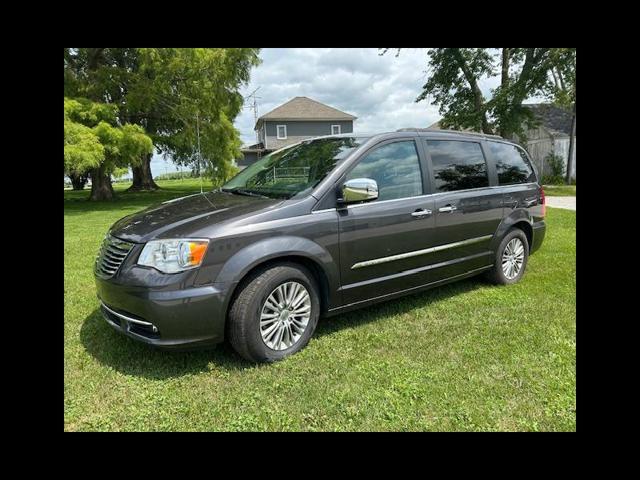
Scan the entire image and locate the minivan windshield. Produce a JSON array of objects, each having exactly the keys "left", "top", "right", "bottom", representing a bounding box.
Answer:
[{"left": 222, "top": 136, "right": 366, "bottom": 199}]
